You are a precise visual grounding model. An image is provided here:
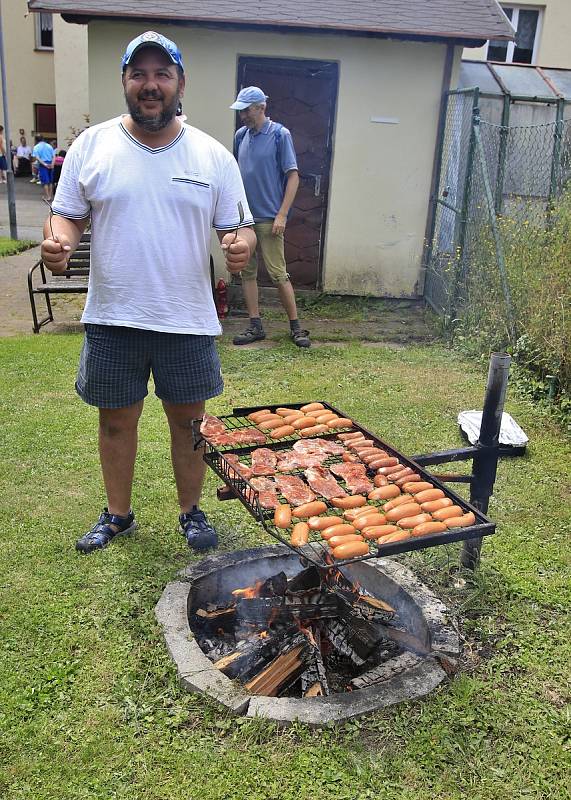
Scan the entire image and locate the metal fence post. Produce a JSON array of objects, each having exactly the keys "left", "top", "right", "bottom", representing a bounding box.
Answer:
[
  {"left": 423, "top": 89, "right": 451, "bottom": 279},
  {"left": 548, "top": 98, "right": 565, "bottom": 208},
  {"left": 474, "top": 123, "right": 517, "bottom": 345},
  {"left": 452, "top": 88, "right": 479, "bottom": 320},
  {"left": 494, "top": 95, "right": 511, "bottom": 214},
  {"left": 461, "top": 352, "right": 511, "bottom": 570}
]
